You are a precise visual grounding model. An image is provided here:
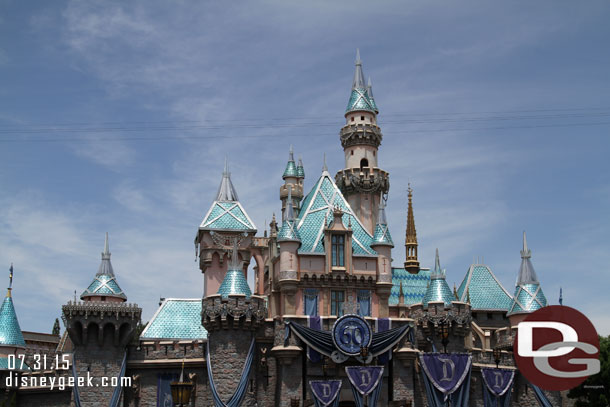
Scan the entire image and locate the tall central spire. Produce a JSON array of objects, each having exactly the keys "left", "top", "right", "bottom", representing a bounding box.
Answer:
[
  {"left": 216, "top": 158, "right": 239, "bottom": 201},
  {"left": 404, "top": 185, "right": 420, "bottom": 274}
]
